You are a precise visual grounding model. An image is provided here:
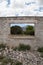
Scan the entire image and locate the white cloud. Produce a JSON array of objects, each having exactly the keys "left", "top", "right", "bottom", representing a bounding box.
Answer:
[
  {"left": 38, "top": 0, "right": 43, "bottom": 6},
  {"left": 0, "top": 0, "right": 43, "bottom": 16}
]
